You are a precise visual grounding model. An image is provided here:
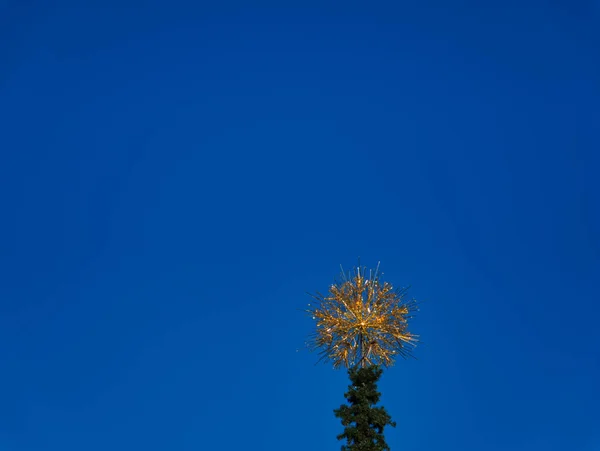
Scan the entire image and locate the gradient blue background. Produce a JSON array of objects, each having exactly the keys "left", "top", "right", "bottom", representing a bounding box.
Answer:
[{"left": 1, "top": 1, "right": 599, "bottom": 450}]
